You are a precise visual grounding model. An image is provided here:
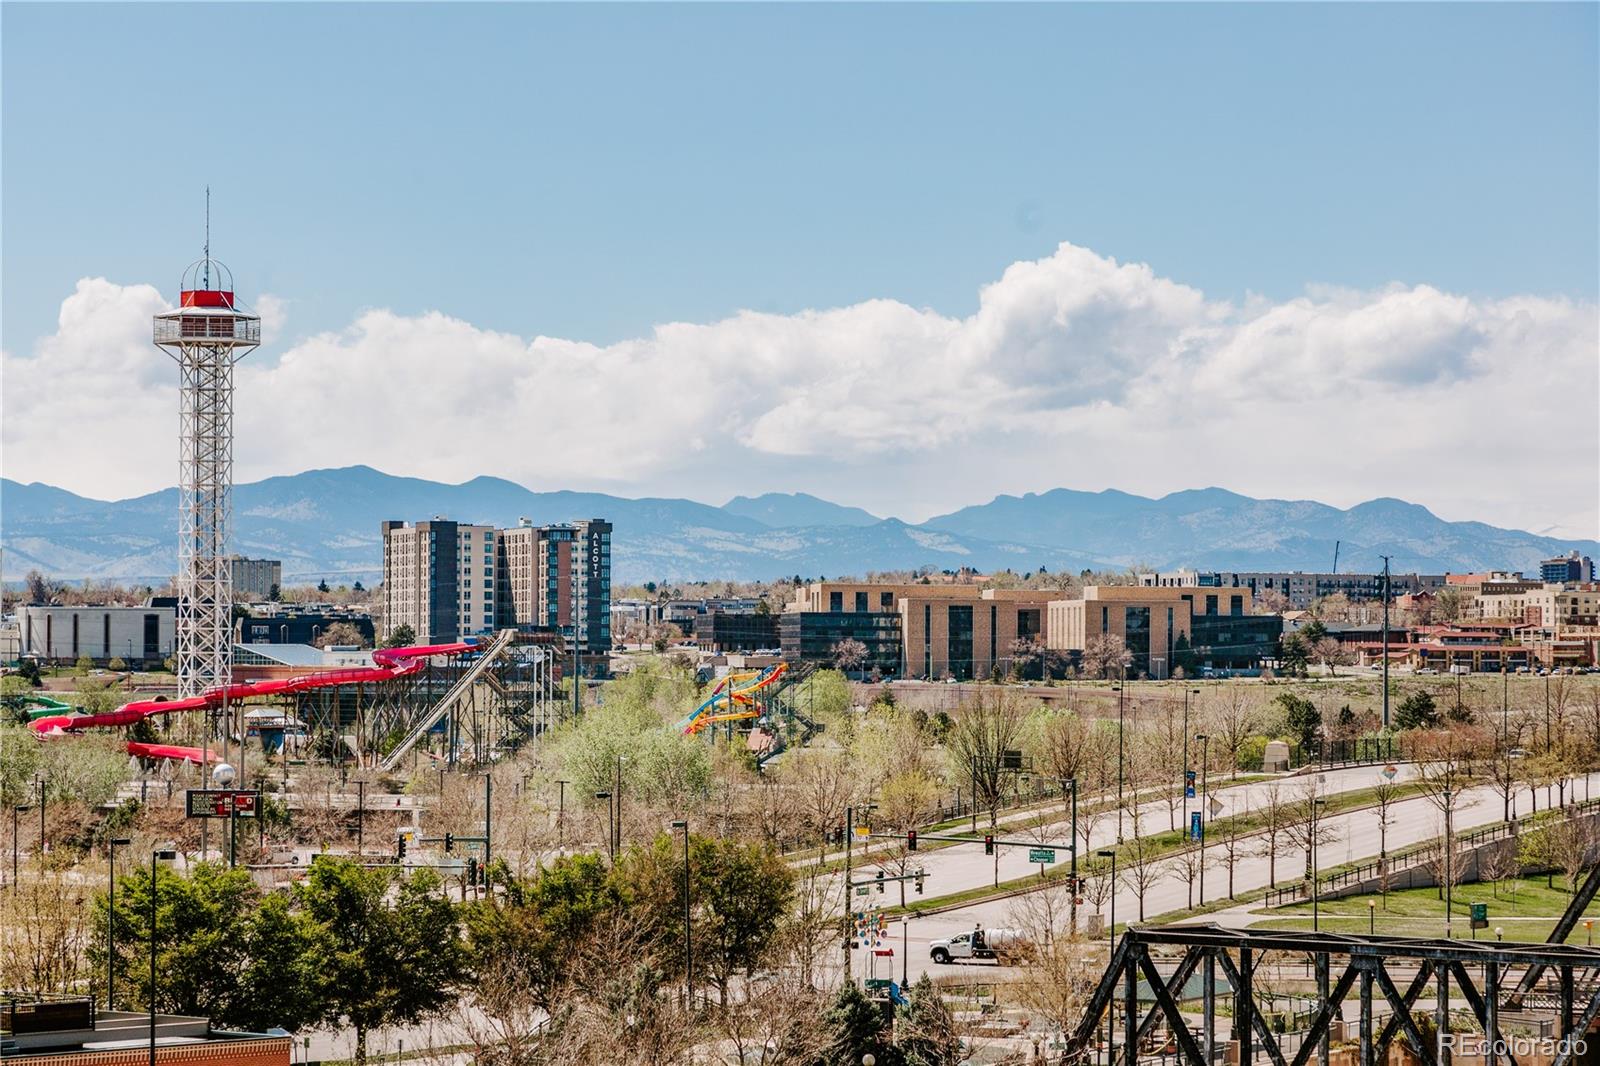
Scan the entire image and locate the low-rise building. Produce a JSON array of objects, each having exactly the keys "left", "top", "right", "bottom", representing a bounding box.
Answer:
[
  {"left": 18, "top": 604, "right": 175, "bottom": 666},
  {"left": 0, "top": 995, "right": 289, "bottom": 1066},
  {"left": 234, "top": 605, "right": 376, "bottom": 646}
]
